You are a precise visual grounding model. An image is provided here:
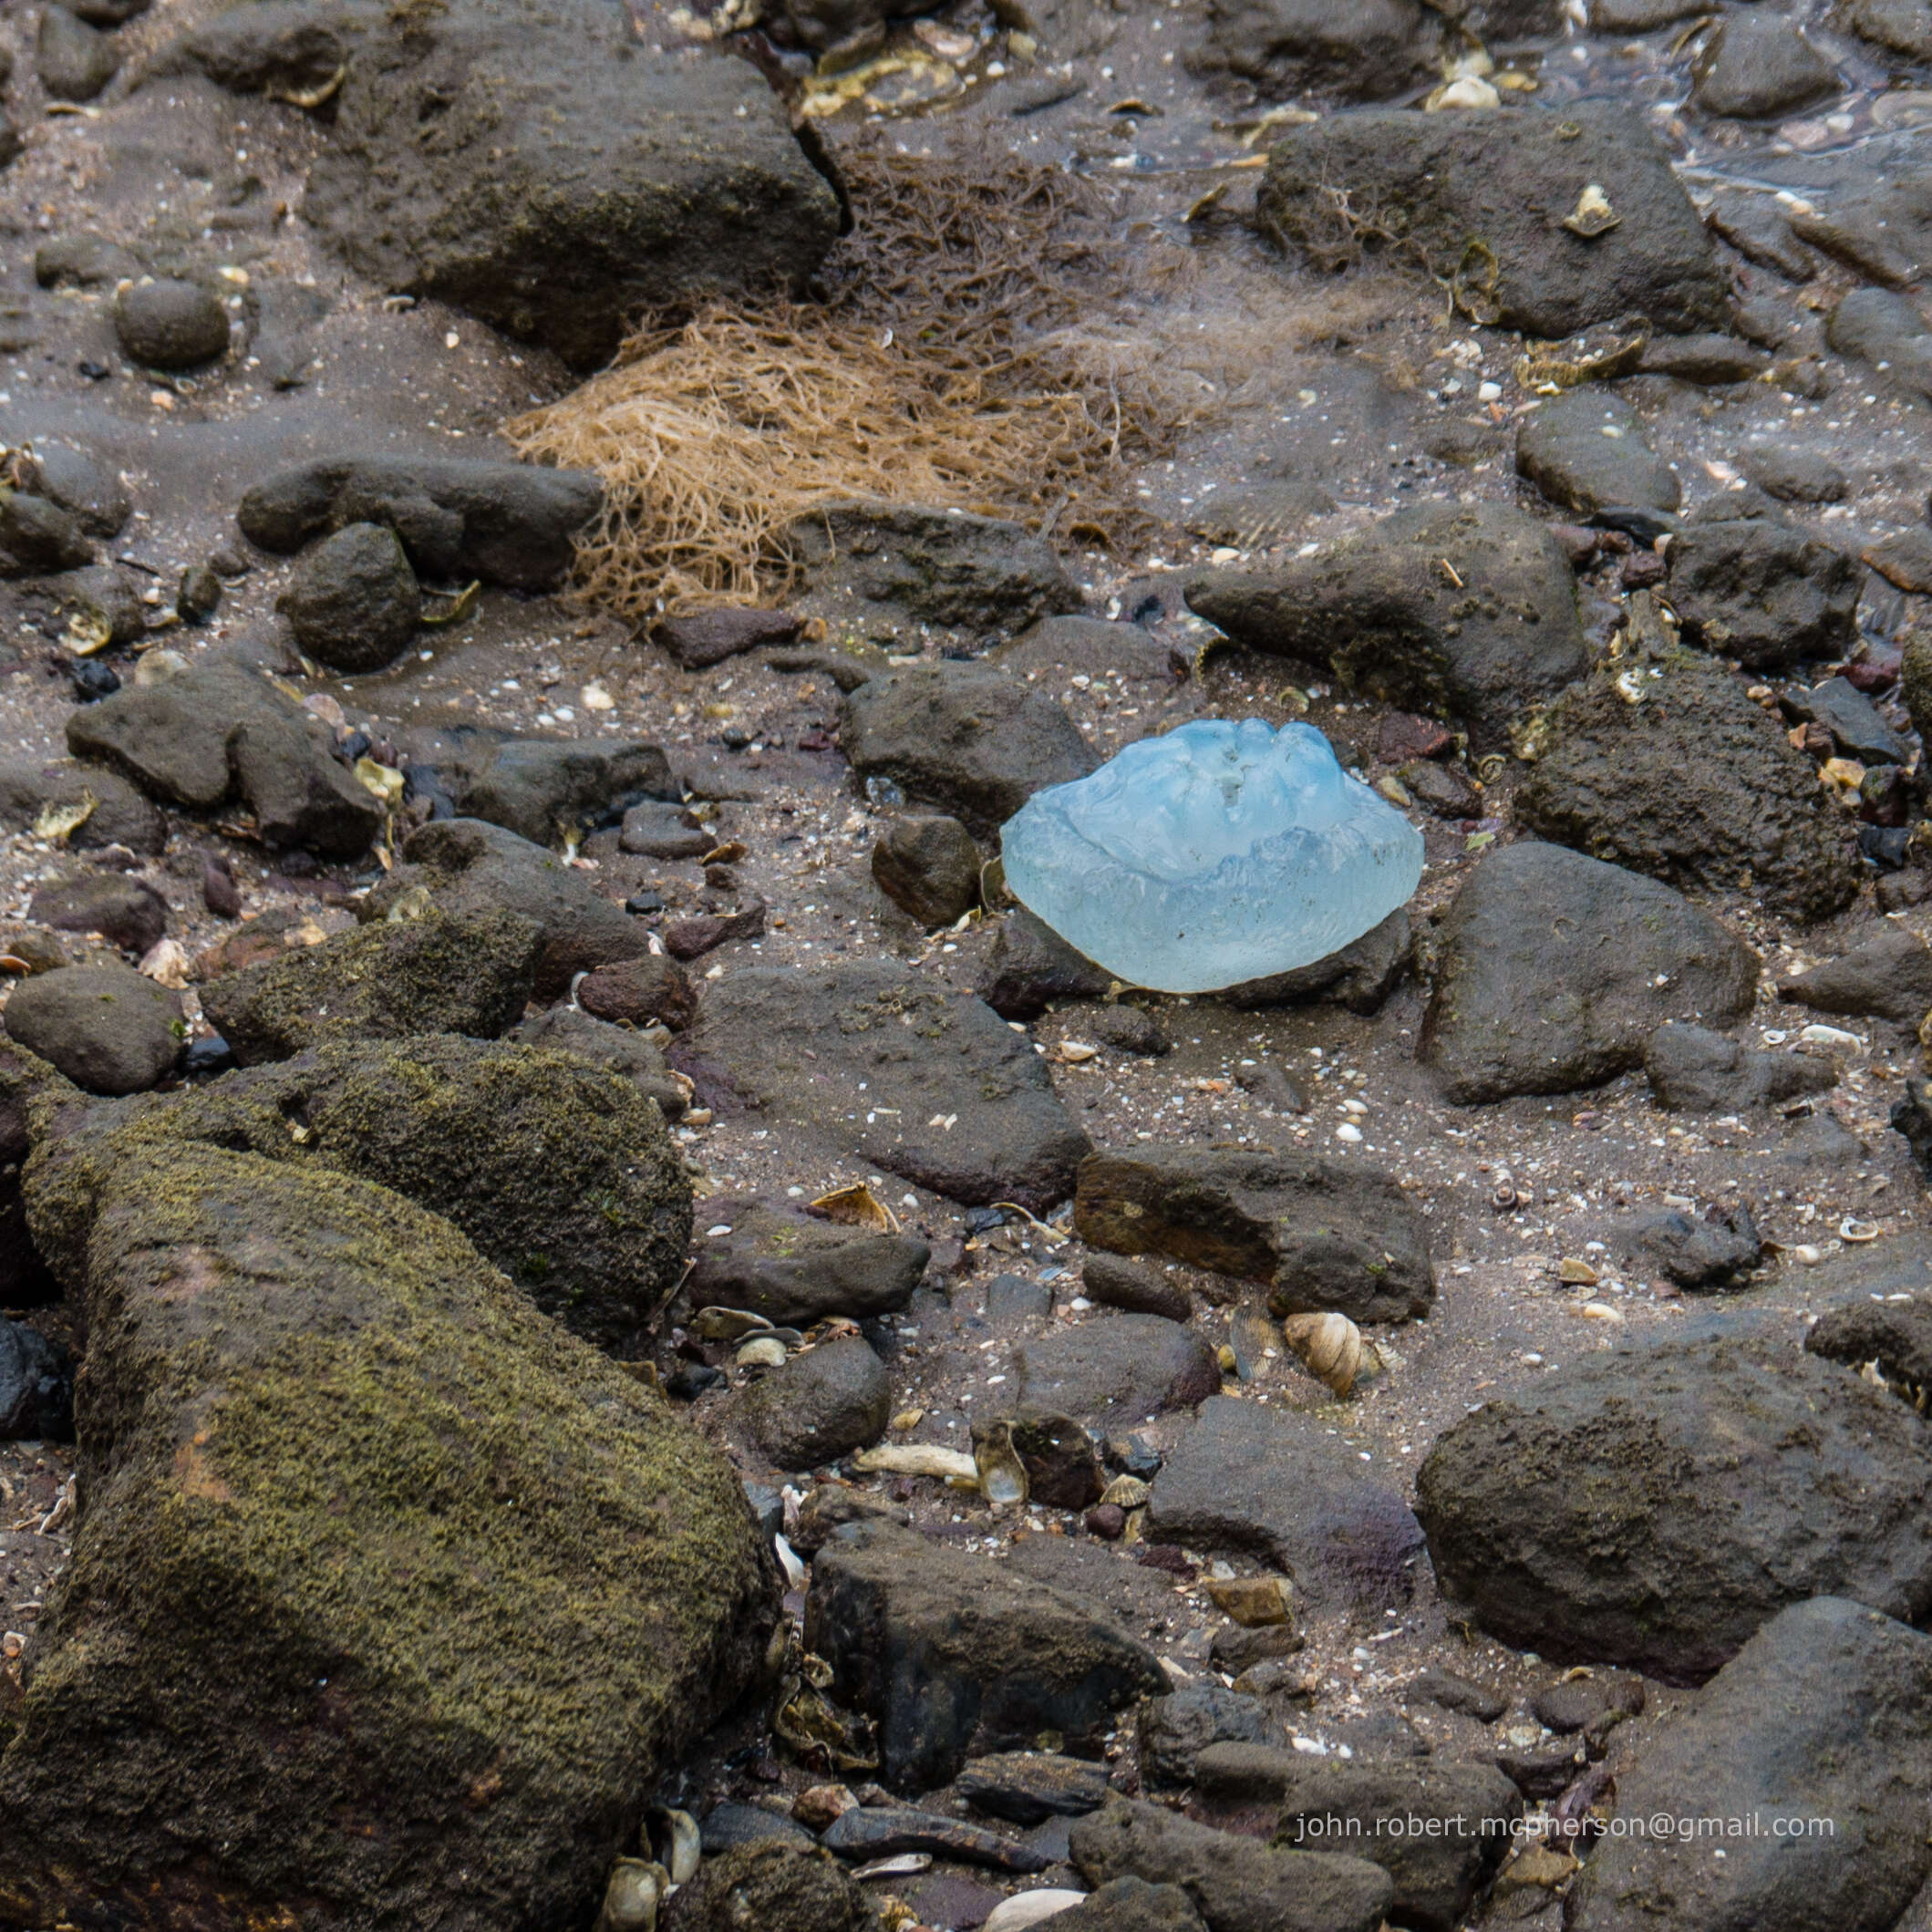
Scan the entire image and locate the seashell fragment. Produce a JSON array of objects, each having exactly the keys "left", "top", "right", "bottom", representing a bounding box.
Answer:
[
  {"left": 973, "top": 1421, "right": 1029, "bottom": 1509},
  {"left": 1100, "top": 1473, "right": 1151, "bottom": 1510},
  {"left": 646, "top": 1806, "right": 701, "bottom": 1886},
  {"left": 852, "top": 1442, "right": 983, "bottom": 1486},
  {"left": 1562, "top": 184, "right": 1620, "bottom": 238},
  {"left": 693, "top": 1306, "right": 774, "bottom": 1342},
  {"left": 810, "top": 1182, "right": 900, "bottom": 1234},
  {"left": 1281, "top": 1311, "right": 1364, "bottom": 1398},
  {"left": 594, "top": 1858, "right": 666, "bottom": 1932},
  {"left": 984, "top": 1893, "right": 1089, "bottom": 1932},
  {"left": 736, "top": 1336, "right": 788, "bottom": 1368}
]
